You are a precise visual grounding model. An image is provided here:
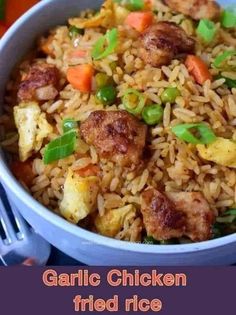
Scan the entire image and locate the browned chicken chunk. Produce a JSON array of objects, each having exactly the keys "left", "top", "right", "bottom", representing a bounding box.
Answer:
[
  {"left": 141, "top": 189, "right": 186, "bottom": 240},
  {"left": 18, "top": 63, "right": 60, "bottom": 101},
  {"left": 167, "top": 192, "right": 215, "bottom": 241},
  {"left": 141, "top": 188, "right": 215, "bottom": 242},
  {"left": 164, "top": 0, "right": 221, "bottom": 20},
  {"left": 140, "top": 22, "right": 195, "bottom": 67},
  {"left": 80, "top": 110, "right": 147, "bottom": 167}
]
